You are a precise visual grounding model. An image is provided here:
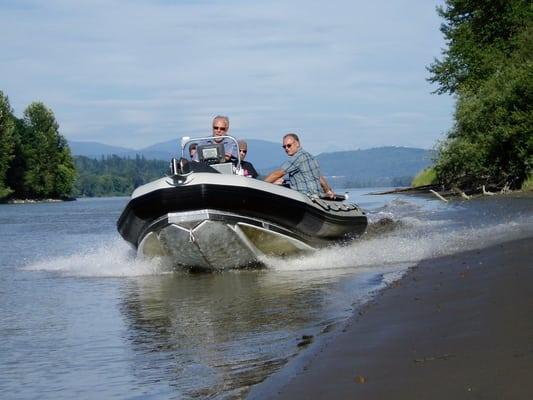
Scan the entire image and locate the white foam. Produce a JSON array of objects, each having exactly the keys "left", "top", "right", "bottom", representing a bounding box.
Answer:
[
  {"left": 262, "top": 215, "right": 532, "bottom": 274},
  {"left": 22, "top": 239, "right": 169, "bottom": 277}
]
